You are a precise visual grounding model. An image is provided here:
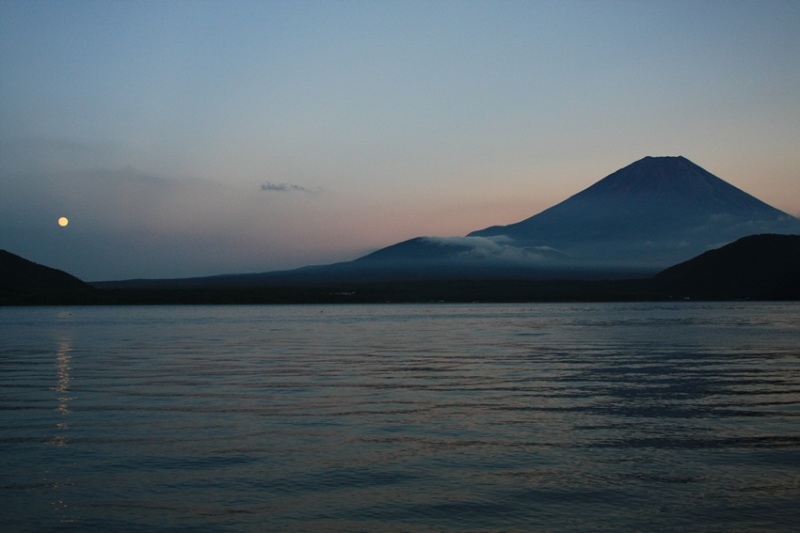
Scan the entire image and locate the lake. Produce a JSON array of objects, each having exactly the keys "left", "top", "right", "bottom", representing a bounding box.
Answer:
[{"left": 2, "top": 302, "right": 799, "bottom": 532}]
